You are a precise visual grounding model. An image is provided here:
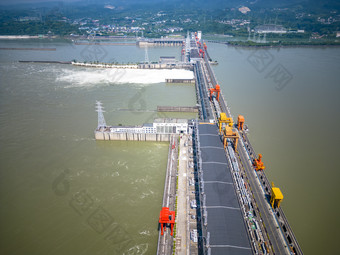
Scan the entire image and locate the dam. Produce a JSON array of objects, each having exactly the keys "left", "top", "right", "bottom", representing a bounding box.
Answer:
[{"left": 94, "top": 31, "right": 303, "bottom": 255}]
